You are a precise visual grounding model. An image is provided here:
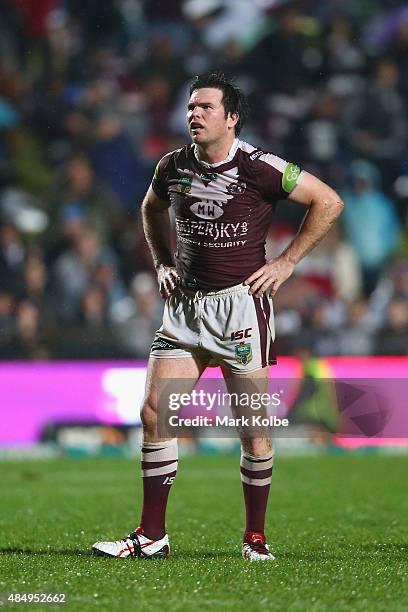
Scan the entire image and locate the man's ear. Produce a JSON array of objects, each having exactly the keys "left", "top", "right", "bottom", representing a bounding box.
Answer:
[{"left": 228, "top": 112, "right": 239, "bottom": 129}]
